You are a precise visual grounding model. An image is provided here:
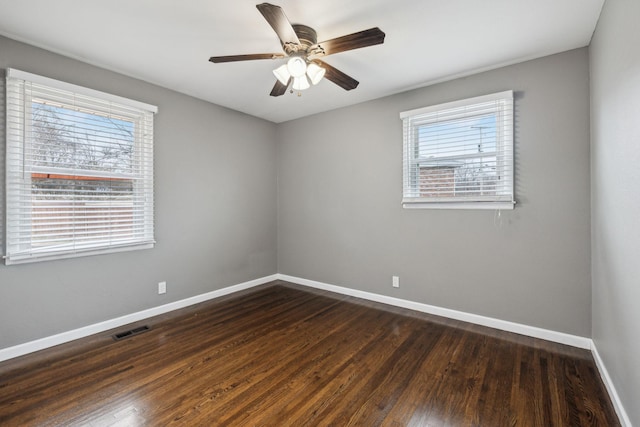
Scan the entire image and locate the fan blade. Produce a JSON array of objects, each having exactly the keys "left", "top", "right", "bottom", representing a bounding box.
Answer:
[
  {"left": 256, "top": 3, "right": 300, "bottom": 46},
  {"left": 209, "top": 53, "right": 284, "bottom": 63},
  {"left": 314, "top": 27, "right": 385, "bottom": 57},
  {"left": 315, "top": 60, "right": 359, "bottom": 91},
  {"left": 270, "top": 78, "right": 290, "bottom": 97}
]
